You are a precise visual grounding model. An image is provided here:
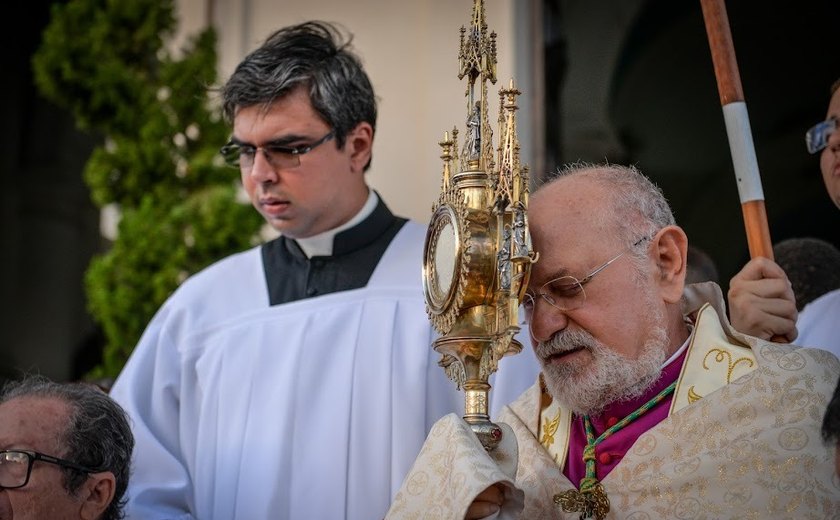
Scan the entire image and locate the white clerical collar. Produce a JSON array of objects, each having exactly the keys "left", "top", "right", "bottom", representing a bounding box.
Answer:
[
  {"left": 662, "top": 321, "right": 694, "bottom": 367},
  {"left": 294, "top": 190, "right": 377, "bottom": 258}
]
